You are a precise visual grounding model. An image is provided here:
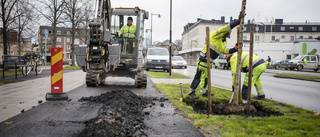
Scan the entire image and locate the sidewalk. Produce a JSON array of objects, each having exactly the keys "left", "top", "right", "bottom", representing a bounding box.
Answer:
[{"left": 0, "top": 70, "right": 85, "bottom": 122}]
